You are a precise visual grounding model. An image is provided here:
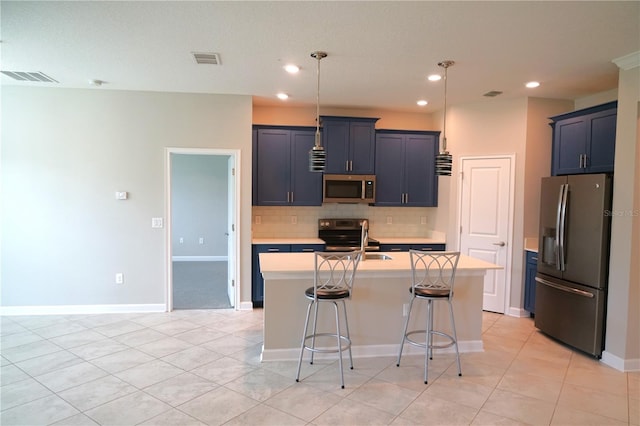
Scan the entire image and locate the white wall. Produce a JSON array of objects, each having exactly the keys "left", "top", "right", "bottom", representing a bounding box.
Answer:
[
  {"left": 1, "top": 87, "right": 252, "bottom": 309},
  {"left": 604, "top": 62, "right": 640, "bottom": 369}
]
